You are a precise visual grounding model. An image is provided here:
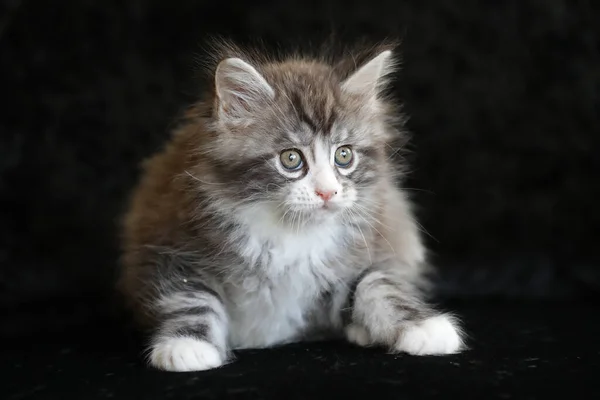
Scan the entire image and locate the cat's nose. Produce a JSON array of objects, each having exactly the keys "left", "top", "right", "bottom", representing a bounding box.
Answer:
[{"left": 315, "top": 189, "right": 337, "bottom": 202}]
